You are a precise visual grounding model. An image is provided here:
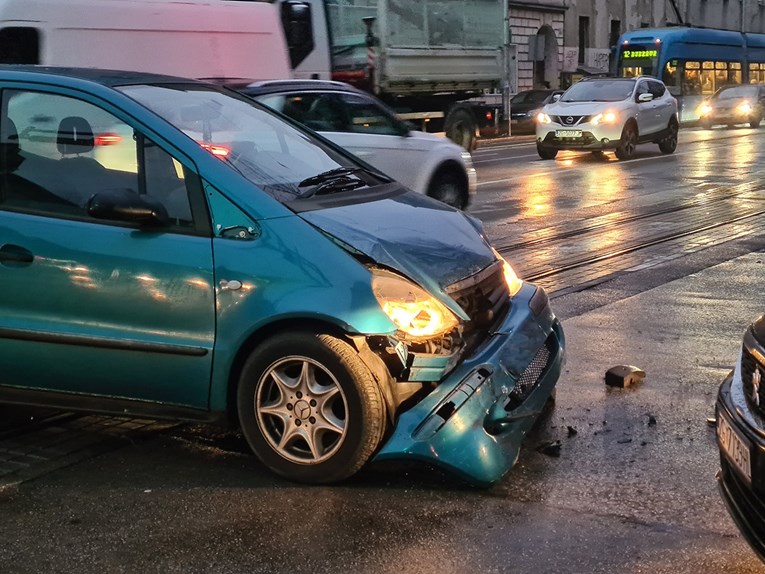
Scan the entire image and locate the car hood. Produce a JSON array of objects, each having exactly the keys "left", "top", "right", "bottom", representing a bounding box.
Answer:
[
  {"left": 299, "top": 191, "right": 496, "bottom": 306},
  {"left": 545, "top": 100, "right": 629, "bottom": 115}
]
